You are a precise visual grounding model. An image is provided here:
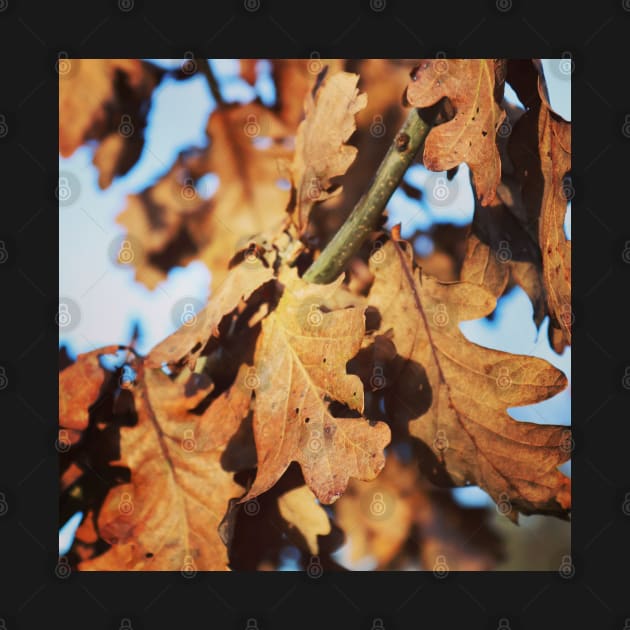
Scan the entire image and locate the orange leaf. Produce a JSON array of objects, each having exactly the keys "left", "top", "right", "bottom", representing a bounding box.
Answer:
[
  {"left": 242, "top": 268, "right": 390, "bottom": 504},
  {"left": 368, "top": 236, "right": 571, "bottom": 519},
  {"left": 147, "top": 260, "right": 274, "bottom": 370},
  {"left": 406, "top": 59, "right": 506, "bottom": 204},
  {"left": 290, "top": 72, "right": 367, "bottom": 234}
]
